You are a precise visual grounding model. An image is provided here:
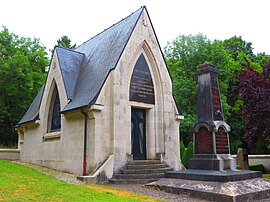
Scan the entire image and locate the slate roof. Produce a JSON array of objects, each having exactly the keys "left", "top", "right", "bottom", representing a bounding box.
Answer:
[
  {"left": 56, "top": 47, "right": 85, "bottom": 101},
  {"left": 63, "top": 6, "right": 143, "bottom": 111},
  {"left": 18, "top": 6, "right": 144, "bottom": 125},
  {"left": 17, "top": 85, "right": 44, "bottom": 125}
]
